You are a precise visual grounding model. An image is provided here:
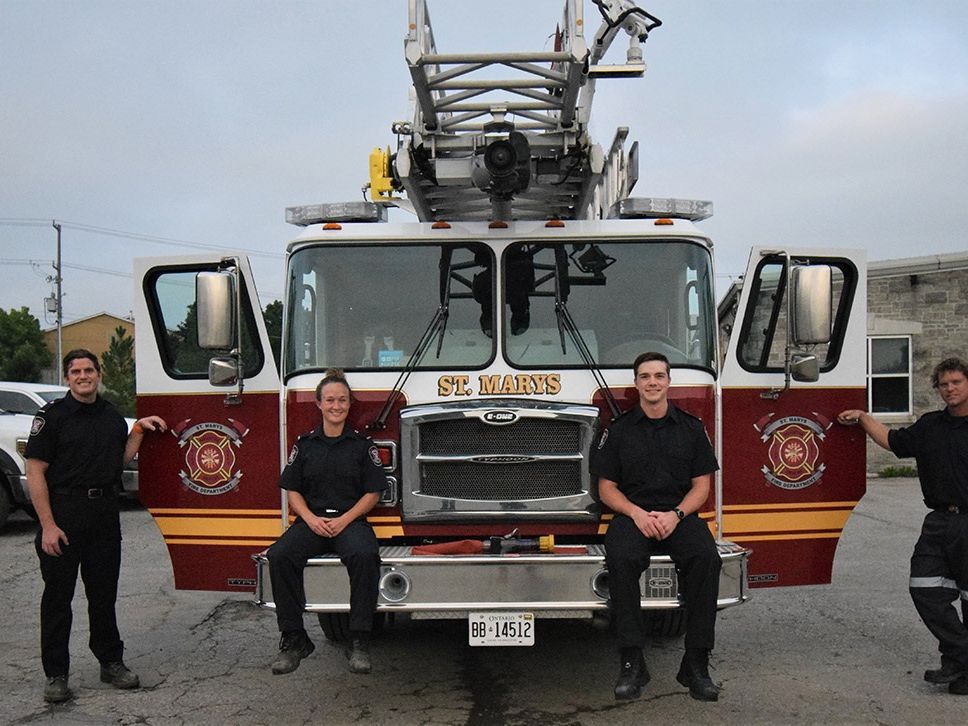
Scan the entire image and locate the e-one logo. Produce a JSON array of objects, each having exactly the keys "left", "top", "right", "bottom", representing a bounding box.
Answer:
[{"left": 482, "top": 411, "right": 518, "bottom": 425}]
